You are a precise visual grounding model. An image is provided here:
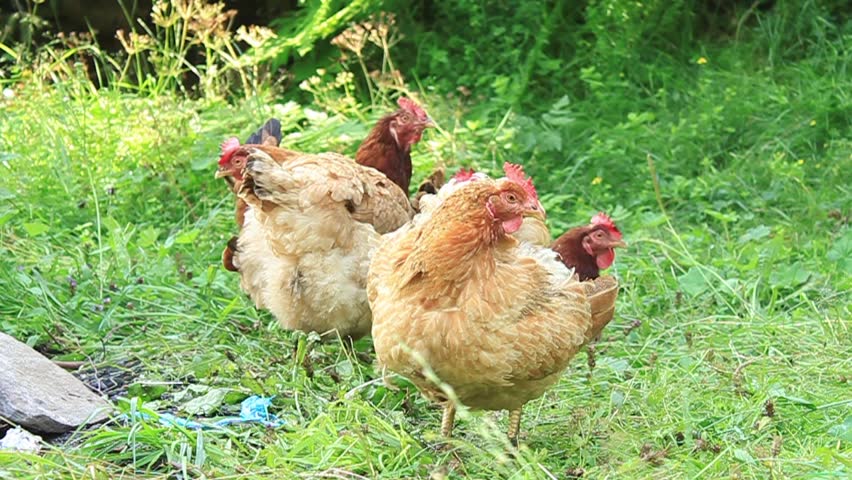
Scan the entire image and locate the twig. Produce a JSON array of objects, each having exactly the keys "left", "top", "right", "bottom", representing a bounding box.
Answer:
[
  {"left": 53, "top": 360, "right": 85, "bottom": 370},
  {"left": 344, "top": 377, "right": 385, "bottom": 400},
  {"left": 647, "top": 153, "right": 667, "bottom": 217},
  {"left": 736, "top": 0, "right": 763, "bottom": 42},
  {"left": 732, "top": 358, "right": 759, "bottom": 379}
]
